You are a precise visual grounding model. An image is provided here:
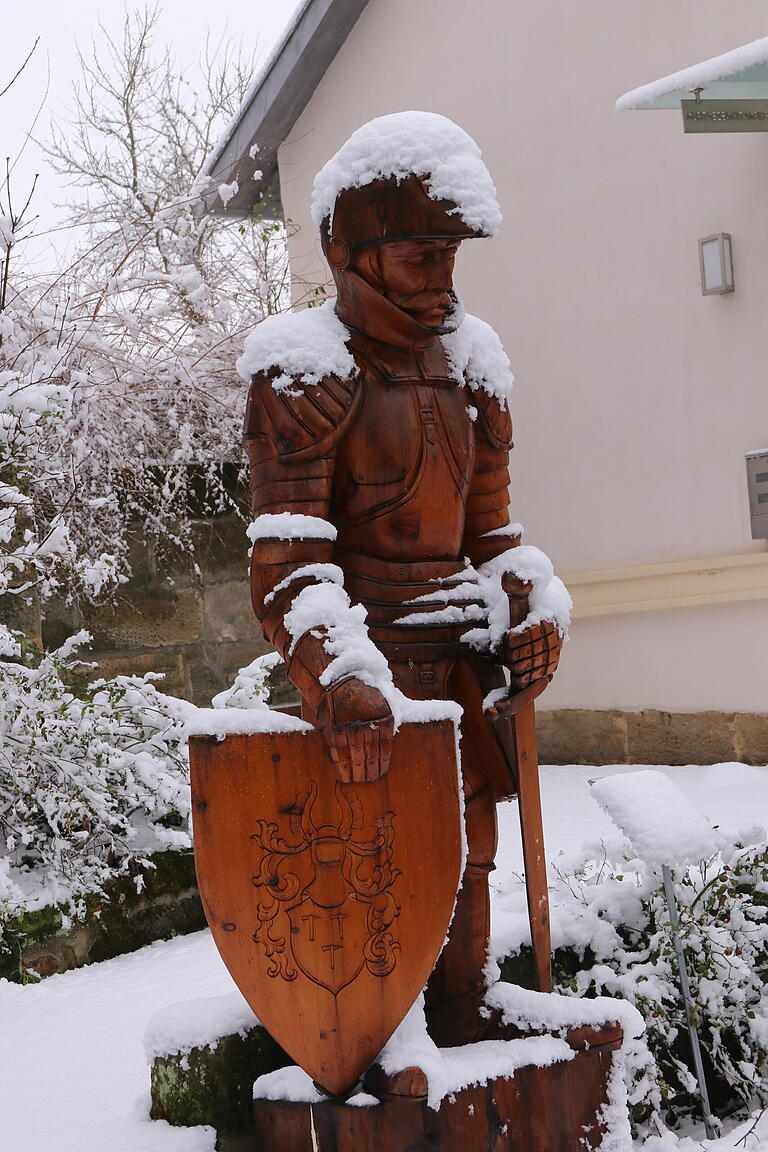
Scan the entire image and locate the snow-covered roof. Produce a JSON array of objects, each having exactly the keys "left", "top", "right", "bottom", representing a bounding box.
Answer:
[
  {"left": 617, "top": 35, "right": 768, "bottom": 111},
  {"left": 198, "top": 0, "right": 371, "bottom": 218}
]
